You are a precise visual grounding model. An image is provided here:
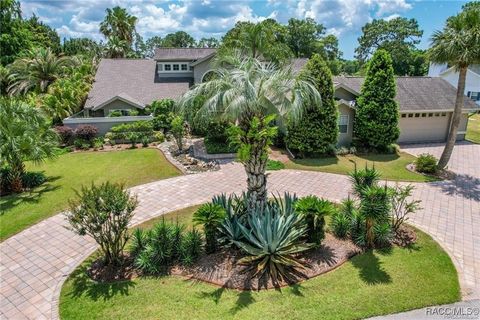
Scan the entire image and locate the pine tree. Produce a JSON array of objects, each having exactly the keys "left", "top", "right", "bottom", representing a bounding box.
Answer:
[
  {"left": 286, "top": 54, "right": 338, "bottom": 157},
  {"left": 354, "top": 49, "right": 399, "bottom": 150}
]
